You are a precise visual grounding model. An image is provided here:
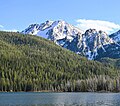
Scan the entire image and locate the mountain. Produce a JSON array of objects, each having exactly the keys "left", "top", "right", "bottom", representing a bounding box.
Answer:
[
  {"left": 22, "top": 20, "right": 120, "bottom": 60},
  {"left": 66, "top": 29, "right": 115, "bottom": 60},
  {"left": 109, "top": 30, "right": 120, "bottom": 42},
  {"left": 22, "top": 20, "right": 83, "bottom": 42},
  {"left": 0, "top": 31, "right": 119, "bottom": 92},
  {"left": 95, "top": 30, "right": 120, "bottom": 60}
]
